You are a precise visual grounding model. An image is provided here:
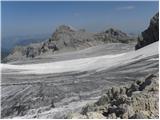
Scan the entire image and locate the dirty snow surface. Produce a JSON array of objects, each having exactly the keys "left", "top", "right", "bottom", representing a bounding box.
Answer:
[{"left": 1, "top": 42, "right": 159, "bottom": 118}]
